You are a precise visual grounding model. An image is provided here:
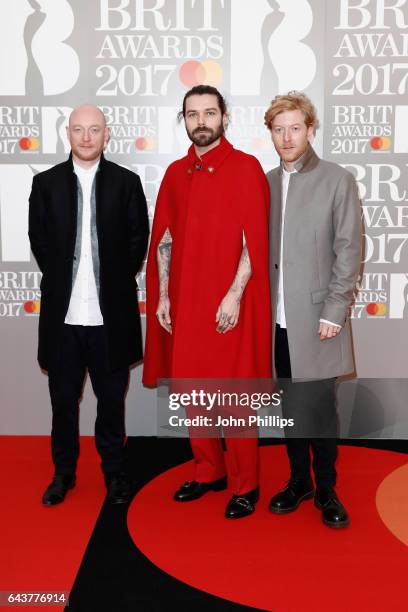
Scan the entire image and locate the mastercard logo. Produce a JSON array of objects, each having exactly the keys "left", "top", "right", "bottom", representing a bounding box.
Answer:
[
  {"left": 370, "top": 137, "right": 391, "bottom": 151},
  {"left": 19, "top": 137, "right": 40, "bottom": 151},
  {"left": 366, "top": 303, "right": 387, "bottom": 316},
  {"left": 135, "top": 137, "right": 155, "bottom": 151},
  {"left": 252, "top": 137, "right": 272, "bottom": 151},
  {"left": 24, "top": 300, "right": 41, "bottom": 314},
  {"left": 179, "top": 60, "right": 223, "bottom": 87}
]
